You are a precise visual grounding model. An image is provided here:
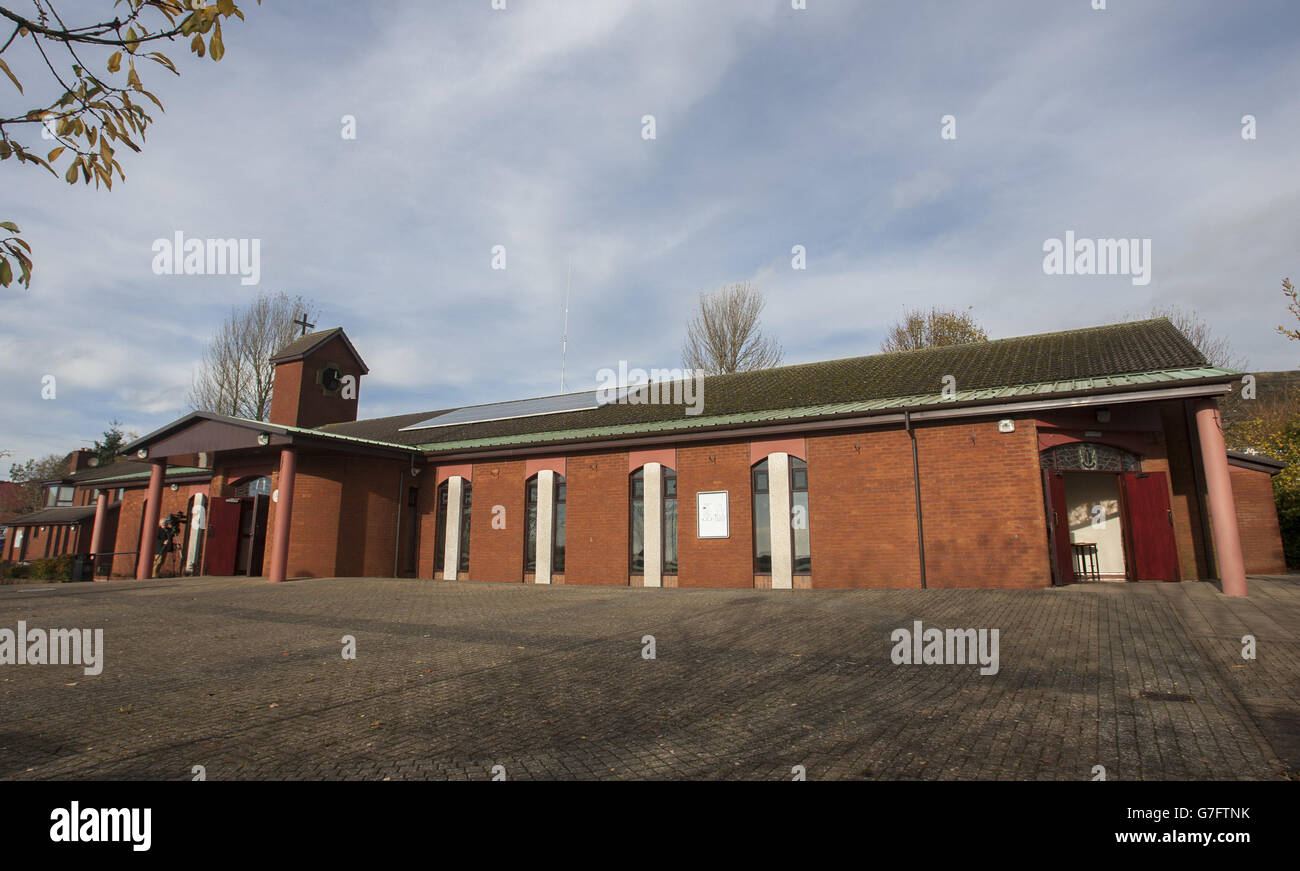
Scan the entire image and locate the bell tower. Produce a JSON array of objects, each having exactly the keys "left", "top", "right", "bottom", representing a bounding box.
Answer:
[{"left": 268, "top": 328, "right": 368, "bottom": 428}]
